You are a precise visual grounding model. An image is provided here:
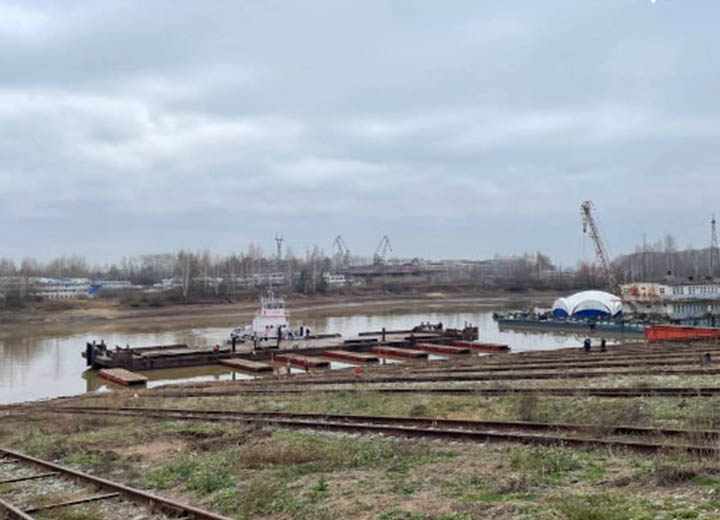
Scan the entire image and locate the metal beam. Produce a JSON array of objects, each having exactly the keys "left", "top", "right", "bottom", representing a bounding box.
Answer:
[
  {"left": 0, "top": 473, "right": 57, "bottom": 485},
  {"left": 0, "top": 497, "right": 34, "bottom": 520},
  {"left": 24, "top": 493, "right": 119, "bottom": 514}
]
